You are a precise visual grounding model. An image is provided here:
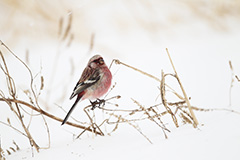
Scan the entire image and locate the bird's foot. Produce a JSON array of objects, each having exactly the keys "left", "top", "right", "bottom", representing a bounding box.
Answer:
[{"left": 90, "top": 99, "right": 105, "bottom": 110}]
